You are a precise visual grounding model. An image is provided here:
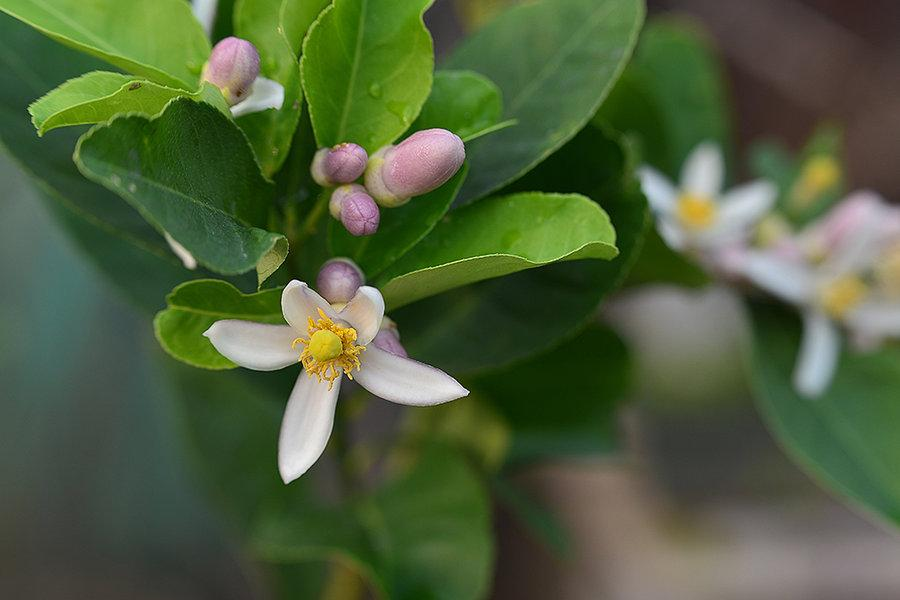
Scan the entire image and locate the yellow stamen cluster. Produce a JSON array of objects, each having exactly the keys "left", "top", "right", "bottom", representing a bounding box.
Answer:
[
  {"left": 676, "top": 193, "right": 718, "bottom": 230},
  {"left": 790, "top": 155, "right": 841, "bottom": 209},
  {"left": 293, "top": 309, "right": 365, "bottom": 389},
  {"left": 819, "top": 275, "right": 868, "bottom": 319}
]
